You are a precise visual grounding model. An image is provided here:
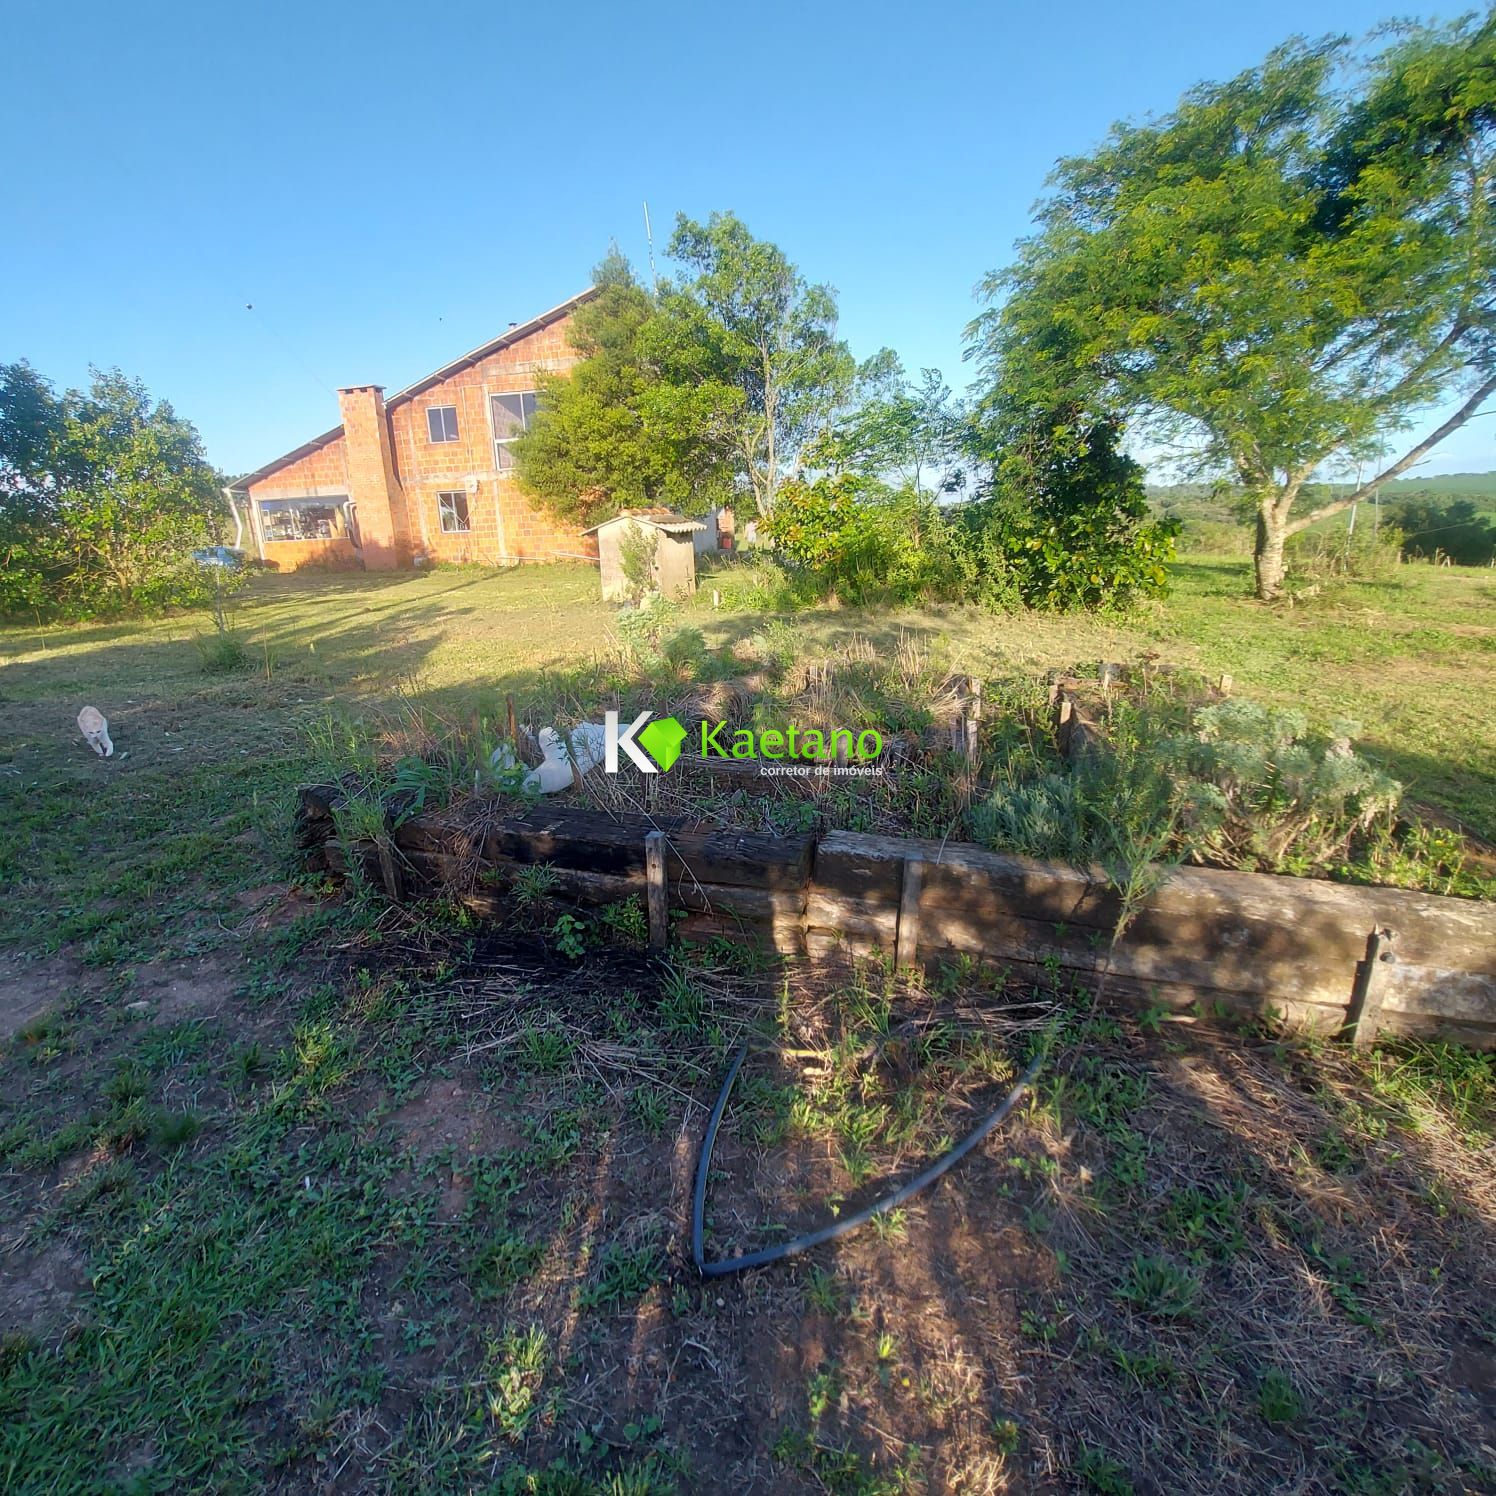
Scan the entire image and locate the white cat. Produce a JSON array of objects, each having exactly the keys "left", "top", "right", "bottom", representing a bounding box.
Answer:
[{"left": 77, "top": 706, "right": 113, "bottom": 758}]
